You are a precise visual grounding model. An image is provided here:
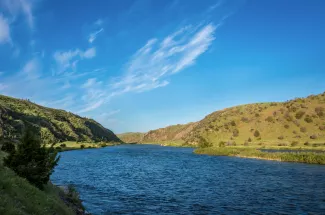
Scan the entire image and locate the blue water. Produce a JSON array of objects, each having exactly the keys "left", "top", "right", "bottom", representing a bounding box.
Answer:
[{"left": 51, "top": 144, "right": 325, "bottom": 215}]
